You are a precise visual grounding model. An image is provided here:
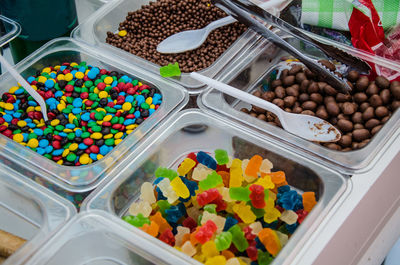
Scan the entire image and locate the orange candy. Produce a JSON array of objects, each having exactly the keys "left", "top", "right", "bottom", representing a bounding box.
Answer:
[
  {"left": 245, "top": 155, "right": 263, "bottom": 178},
  {"left": 181, "top": 233, "right": 191, "bottom": 245},
  {"left": 258, "top": 228, "right": 281, "bottom": 256},
  {"left": 190, "top": 227, "right": 200, "bottom": 246},
  {"left": 150, "top": 212, "right": 172, "bottom": 233},
  {"left": 302, "top": 192, "right": 317, "bottom": 212},
  {"left": 268, "top": 171, "right": 288, "bottom": 192},
  {"left": 221, "top": 250, "right": 235, "bottom": 260},
  {"left": 140, "top": 221, "right": 160, "bottom": 237},
  {"left": 218, "top": 171, "right": 230, "bottom": 187}
]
